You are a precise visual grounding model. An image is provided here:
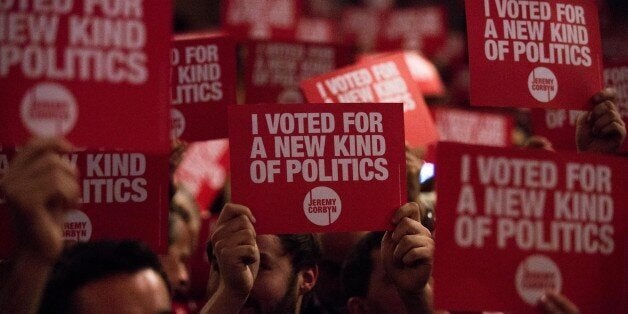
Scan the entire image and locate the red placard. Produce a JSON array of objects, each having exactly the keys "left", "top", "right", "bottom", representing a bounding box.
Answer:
[
  {"left": 171, "top": 33, "right": 236, "bottom": 141},
  {"left": 375, "top": 6, "right": 448, "bottom": 58},
  {"left": 604, "top": 63, "right": 628, "bottom": 154},
  {"left": 466, "top": 0, "right": 603, "bottom": 109},
  {"left": 530, "top": 108, "right": 582, "bottom": 151},
  {"left": 434, "top": 142, "right": 626, "bottom": 313},
  {"left": 340, "top": 6, "right": 448, "bottom": 58},
  {"left": 300, "top": 54, "right": 438, "bottom": 147},
  {"left": 0, "top": 1, "right": 171, "bottom": 153},
  {"left": 433, "top": 107, "right": 513, "bottom": 147},
  {"left": 340, "top": 7, "right": 383, "bottom": 52},
  {"left": 173, "top": 140, "right": 230, "bottom": 212},
  {"left": 295, "top": 17, "right": 338, "bottom": 44},
  {"left": 358, "top": 51, "right": 445, "bottom": 97},
  {"left": 245, "top": 40, "right": 353, "bottom": 104},
  {"left": 0, "top": 150, "right": 169, "bottom": 257},
  {"left": 221, "top": 0, "right": 302, "bottom": 41},
  {"left": 228, "top": 103, "right": 406, "bottom": 234},
  {"left": 536, "top": 62, "right": 628, "bottom": 154}
]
